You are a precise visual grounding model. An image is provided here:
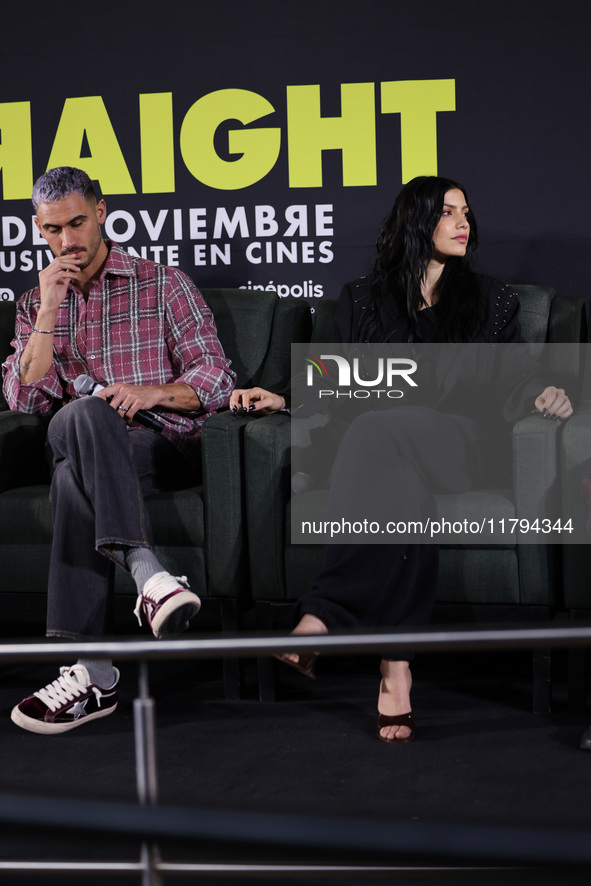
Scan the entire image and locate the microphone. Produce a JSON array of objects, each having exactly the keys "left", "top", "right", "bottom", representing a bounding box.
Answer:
[{"left": 73, "top": 374, "right": 165, "bottom": 433}]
